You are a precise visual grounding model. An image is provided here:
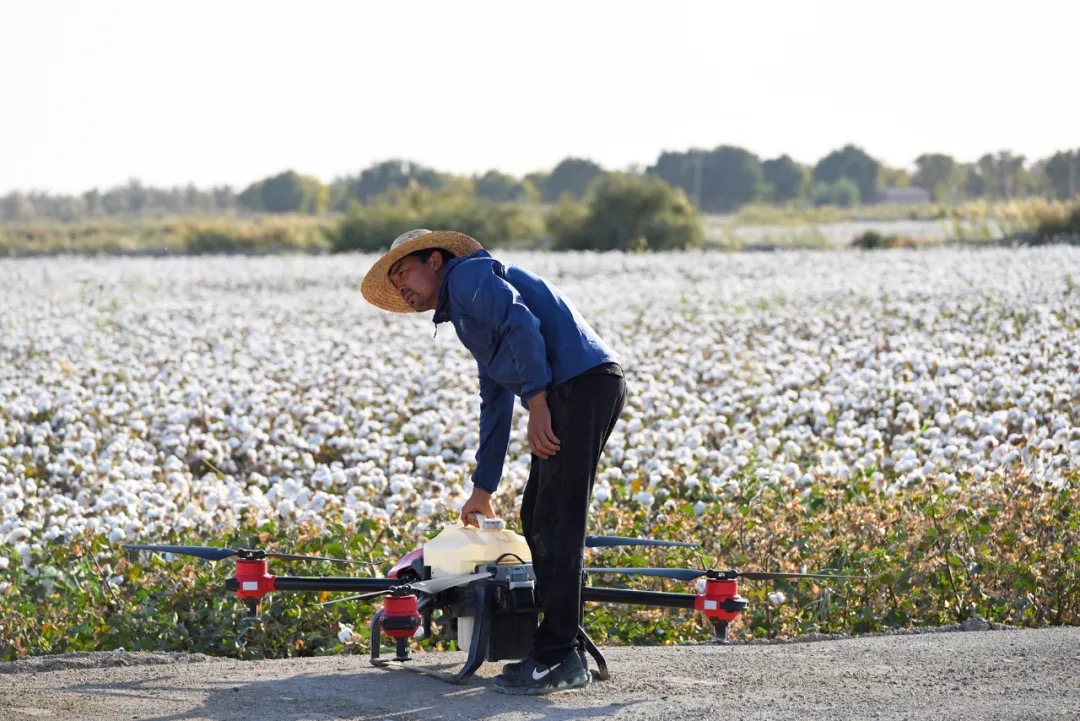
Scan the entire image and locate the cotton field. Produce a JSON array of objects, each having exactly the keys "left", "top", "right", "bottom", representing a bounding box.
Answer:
[{"left": 1, "top": 247, "right": 1078, "bottom": 558}]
